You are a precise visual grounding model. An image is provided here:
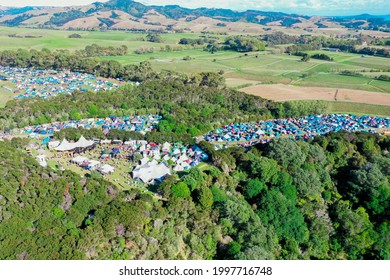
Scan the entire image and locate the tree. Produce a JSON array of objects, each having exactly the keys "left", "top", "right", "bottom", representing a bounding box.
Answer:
[
  {"left": 211, "top": 186, "right": 227, "bottom": 203},
  {"left": 251, "top": 157, "right": 279, "bottom": 184},
  {"left": 88, "top": 105, "right": 99, "bottom": 118},
  {"left": 197, "top": 187, "right": 214, "bottom": 209},
  {"left": 171, "top": 182, "right": 191, "bottom": 198},
  {"left": 146, "top": 33, "right": 163, "bottom": 43},
  {"left": 301, "top": 53, "right": 310, "bottom": 62},
  {"left": 227, "top": 241, "right": 241, "bottom": 256},
  {"left": 205, "top": 43, "right": 219, "bottom": 54},
  {"left": 244, "top": 179, "right": 267, "bottom": 199}
]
